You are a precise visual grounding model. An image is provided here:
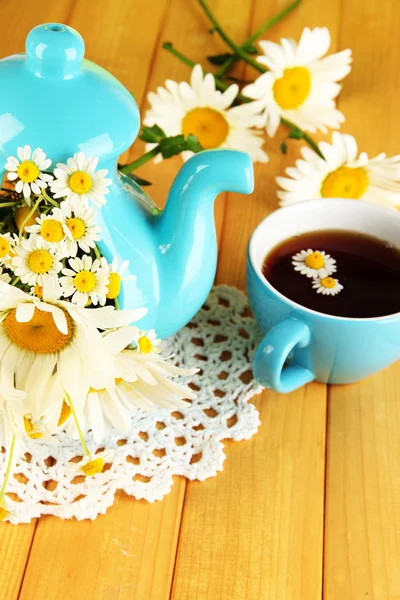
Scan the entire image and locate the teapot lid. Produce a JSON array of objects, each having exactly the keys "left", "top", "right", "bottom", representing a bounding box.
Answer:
[{"left": 0, "top": 23, "right": 140, "bottom": 166}]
